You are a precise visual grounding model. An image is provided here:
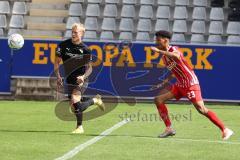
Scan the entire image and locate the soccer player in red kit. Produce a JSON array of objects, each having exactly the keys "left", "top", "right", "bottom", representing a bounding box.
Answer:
[{"left": 151, "top": 30, "right": 234, "bottom": 140}]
